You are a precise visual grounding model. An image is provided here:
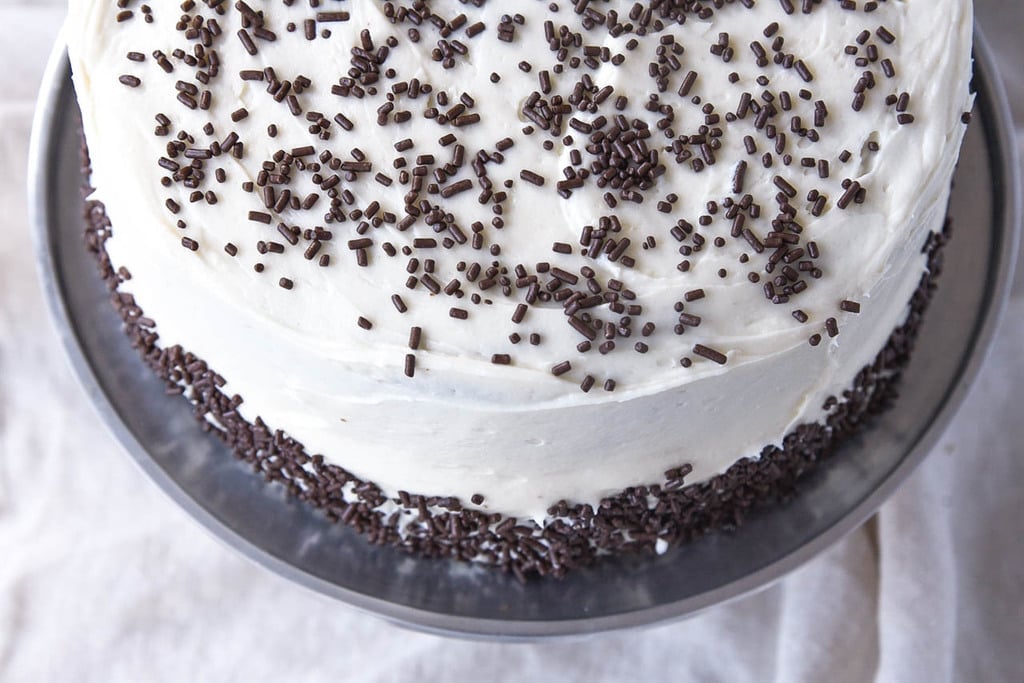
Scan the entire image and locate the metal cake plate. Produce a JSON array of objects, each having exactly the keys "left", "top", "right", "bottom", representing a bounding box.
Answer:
[{"left": 29, "top": 30, "right": 1019, "bottom": 640}]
